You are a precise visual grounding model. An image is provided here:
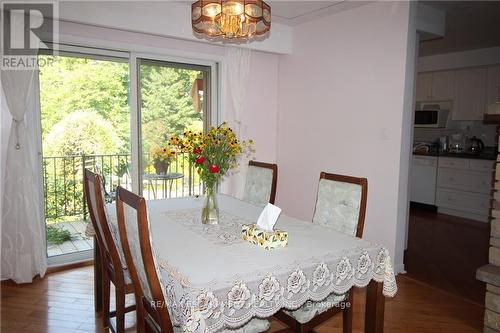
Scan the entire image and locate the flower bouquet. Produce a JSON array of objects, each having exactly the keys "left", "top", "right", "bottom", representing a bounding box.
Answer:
[
  {"left": 150, "top": 144, "right": 176, "bottom": 175},
  {"left": 169, "top": 123, "right": 254, "bottom": 224}
]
